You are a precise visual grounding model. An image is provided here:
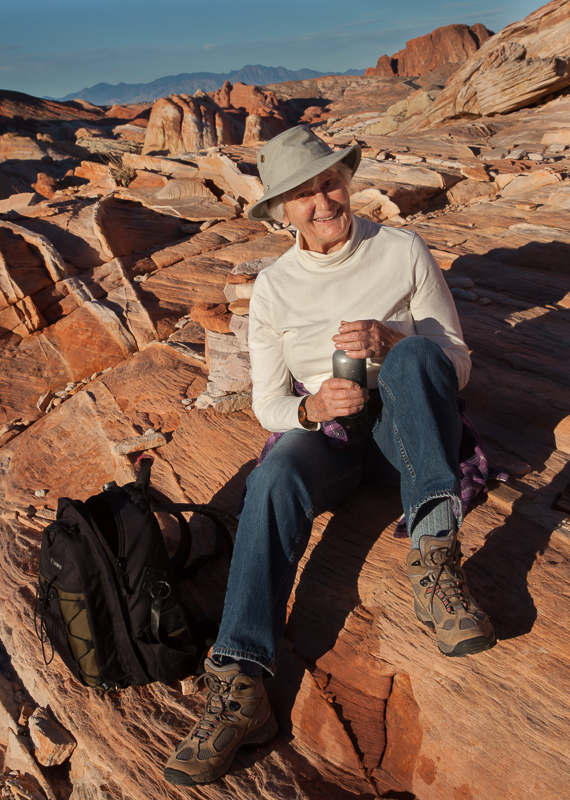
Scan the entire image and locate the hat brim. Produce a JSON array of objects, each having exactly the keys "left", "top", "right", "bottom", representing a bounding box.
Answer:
[{"left": 246, "top": 144, "right": 361, "bottom": 222}]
